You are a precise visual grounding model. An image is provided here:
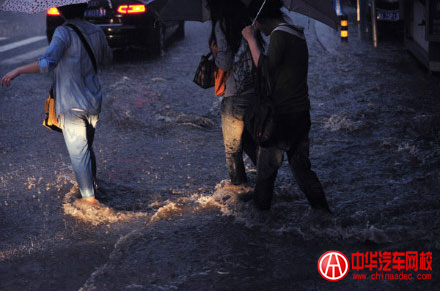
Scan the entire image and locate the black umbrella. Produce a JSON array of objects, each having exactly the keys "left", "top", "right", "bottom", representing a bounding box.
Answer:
[{"left": 160, "top": 0, "right": 338, "bottom": 29}]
